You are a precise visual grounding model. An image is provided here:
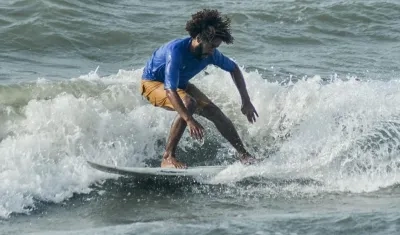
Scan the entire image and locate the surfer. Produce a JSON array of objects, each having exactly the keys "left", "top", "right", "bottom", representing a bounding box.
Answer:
[{"left": 141, "top": 9, "right": 258, "bottom": 168}]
